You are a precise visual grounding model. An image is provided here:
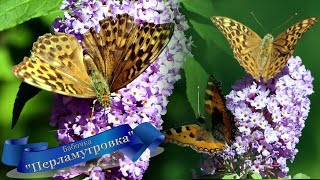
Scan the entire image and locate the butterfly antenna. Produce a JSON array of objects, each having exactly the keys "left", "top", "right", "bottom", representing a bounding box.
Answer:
[
  {"left": 271, "top": 12, "right": 298, "bottom": 34},
  {"left": 250, "top": 12, "right": 266, "bottom": 33},
  {"left": 197, "top": 85, "right": 200, "bottom": 117}
]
